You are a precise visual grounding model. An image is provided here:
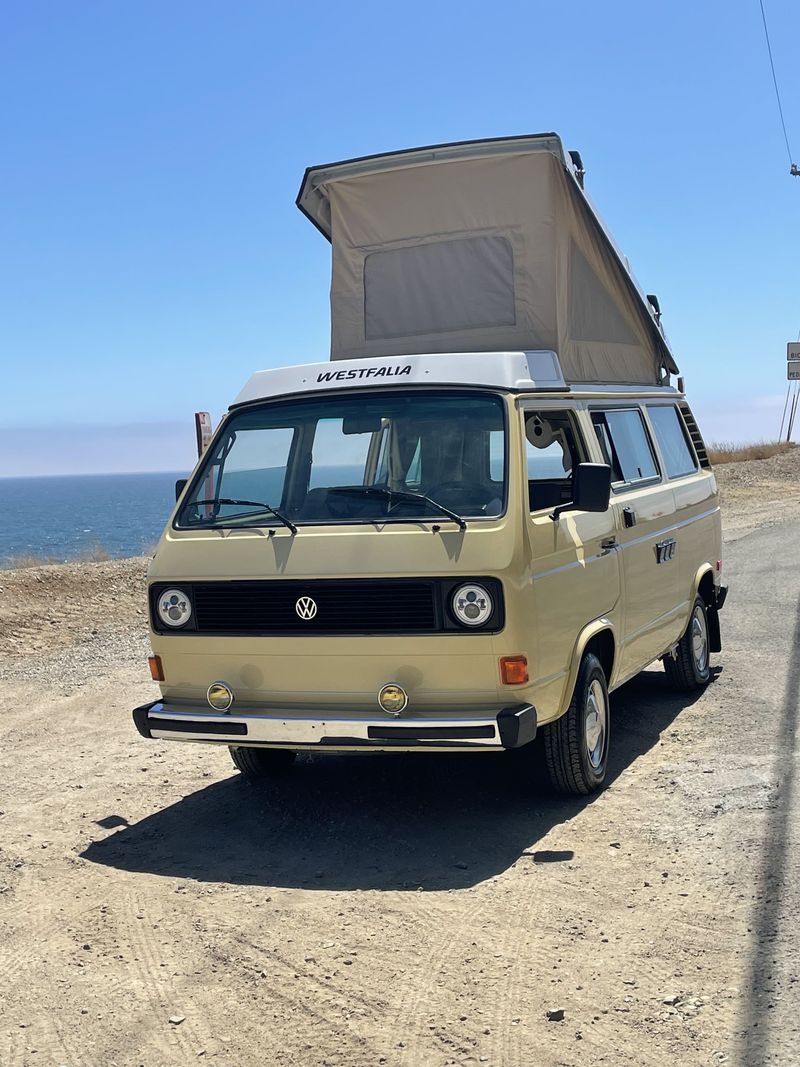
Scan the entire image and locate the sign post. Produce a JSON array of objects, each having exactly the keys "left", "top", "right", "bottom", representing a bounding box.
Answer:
[
  {"left": 781, "top": 345, "right": 800, "bottom": 441},
  {"left": 195, "top": 412, "right": 213, "bottom": 457},
  {"left": 786, "top": 337, "right": 800, "bottom": 438},
  {"left": 194, "top": 412, "right": 214, "bottom": 518}
]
